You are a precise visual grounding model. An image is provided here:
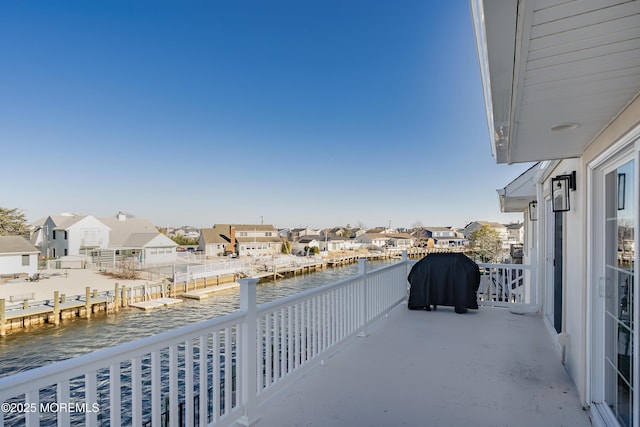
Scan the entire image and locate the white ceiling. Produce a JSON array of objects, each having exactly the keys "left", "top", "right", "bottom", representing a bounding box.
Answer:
[{"left": 474, "top": 0, "right": 640, "bottom": 164}]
